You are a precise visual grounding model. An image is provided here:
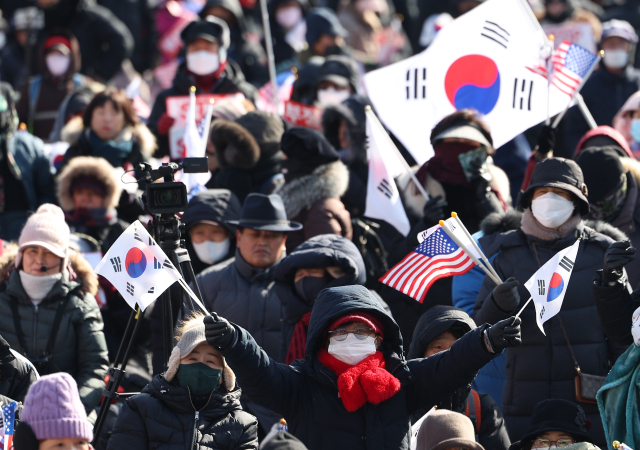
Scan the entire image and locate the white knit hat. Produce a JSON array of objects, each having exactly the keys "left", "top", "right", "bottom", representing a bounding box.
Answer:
[{"left": 16, "top": 204, "right": 70, "bottom": 267}]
